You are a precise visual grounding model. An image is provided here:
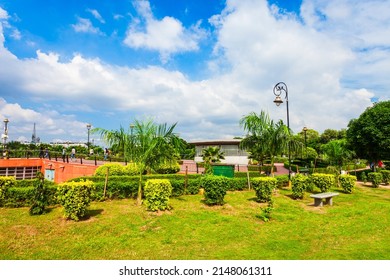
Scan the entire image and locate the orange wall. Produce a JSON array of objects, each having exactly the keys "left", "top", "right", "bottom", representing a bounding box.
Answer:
[{"left": 0, "top": 158, "right": 98, "bottom": 183}]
